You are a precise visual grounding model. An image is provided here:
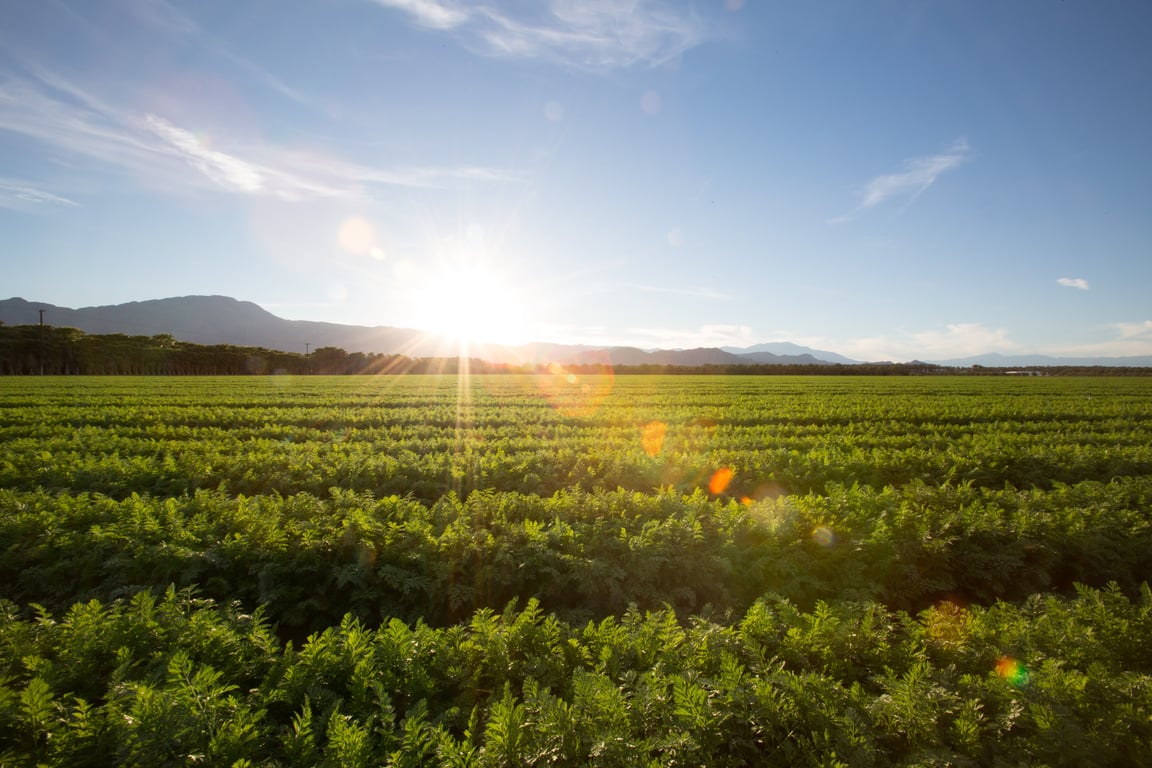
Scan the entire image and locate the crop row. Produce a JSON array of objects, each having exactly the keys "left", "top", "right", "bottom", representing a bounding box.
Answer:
[
  {"left": 2, "top": 429, "right": 1148, "bottom": 502},
  {"left": 3, "top": 585, "right": 1150, "bottom": 767},
  {"left": 2, "top": 375, "right": 1150, "bottom": 765},
  {"left": 3, "top": 478, "right": 1149, "bottom": 632},
  {"left": 1, "top": 376, "right": 1150, "bottom": 501}
]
